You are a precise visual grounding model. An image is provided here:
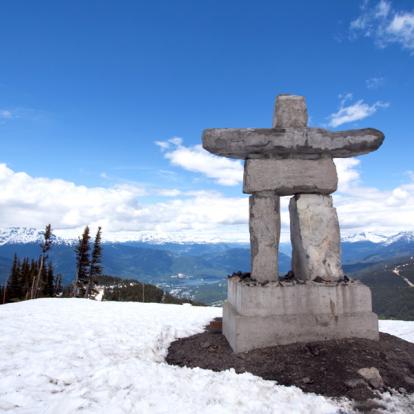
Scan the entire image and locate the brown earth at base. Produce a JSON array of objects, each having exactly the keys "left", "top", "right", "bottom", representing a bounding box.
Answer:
[{"left": 166, "top": 319, "right": 414, "bottom": 409}]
